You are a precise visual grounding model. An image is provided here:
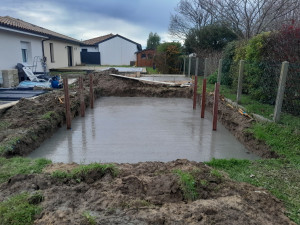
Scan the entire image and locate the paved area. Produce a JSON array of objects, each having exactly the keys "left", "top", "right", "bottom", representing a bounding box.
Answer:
[{"left": 28, "top": 97, "right": 260, "bottom": 163}]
